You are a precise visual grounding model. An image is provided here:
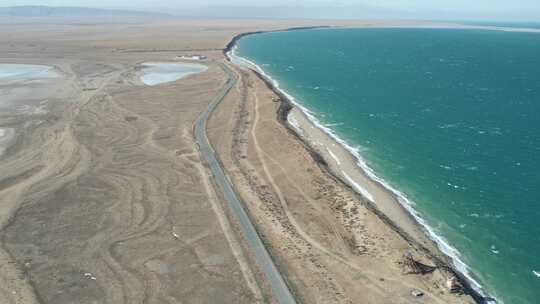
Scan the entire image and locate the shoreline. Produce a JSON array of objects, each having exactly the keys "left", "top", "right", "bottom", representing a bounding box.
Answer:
[{"left": 224, "top": 26, "right": 494, "bottom": 304}]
